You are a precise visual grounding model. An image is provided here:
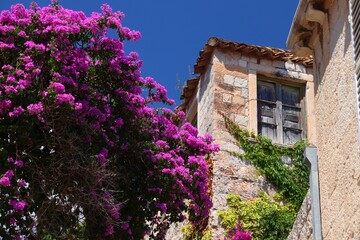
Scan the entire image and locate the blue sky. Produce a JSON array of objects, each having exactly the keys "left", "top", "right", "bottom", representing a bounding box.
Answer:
[{"left": 0, "top": 1, "right": 299, "bottom": 106}]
